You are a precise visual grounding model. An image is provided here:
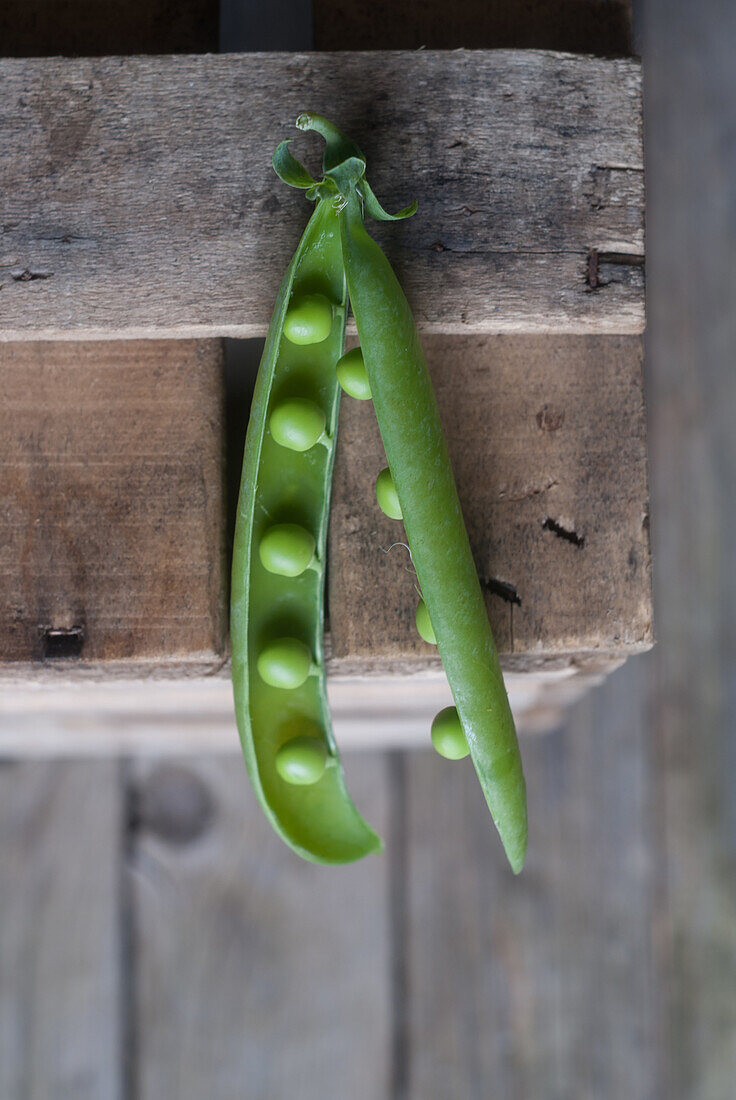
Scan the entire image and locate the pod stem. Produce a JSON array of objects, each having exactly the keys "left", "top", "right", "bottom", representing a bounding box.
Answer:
[
  {"left": 295, "top": 113, "right": 365, "bottom": 174},
  {"left": 292, "top": 114, "right": 417, "bottom": 221}
]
